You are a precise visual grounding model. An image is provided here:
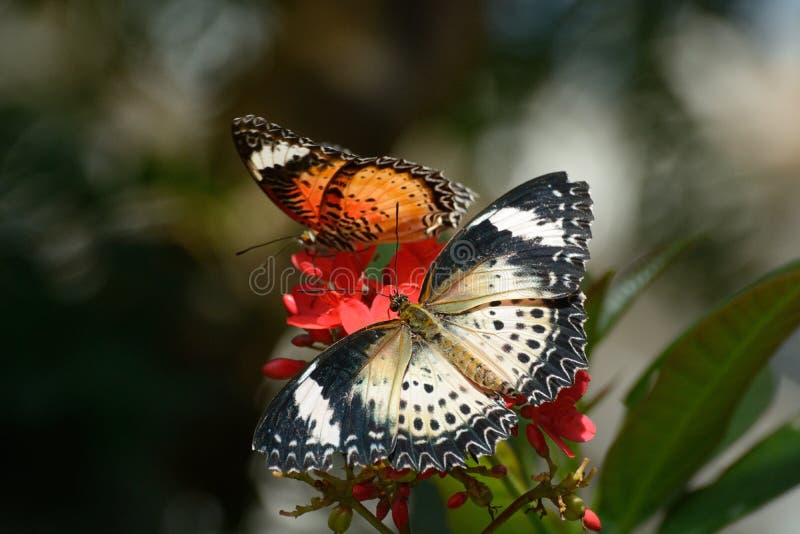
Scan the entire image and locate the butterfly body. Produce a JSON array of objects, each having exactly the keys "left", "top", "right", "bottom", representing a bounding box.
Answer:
[
  {"left": 232, "top": 115, "right": 476, "bottom": 250},
  {"left": 394, "top": 295, "right": 515, "bottom": 395},
  {"left": 254, "top": 172, "right": 593, "bottom": 472}
]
